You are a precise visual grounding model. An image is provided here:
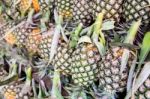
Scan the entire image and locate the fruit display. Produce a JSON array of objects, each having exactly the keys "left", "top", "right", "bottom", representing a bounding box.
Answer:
[{"left": 0, "top": 0, "right": 150, "bottom": 99}]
